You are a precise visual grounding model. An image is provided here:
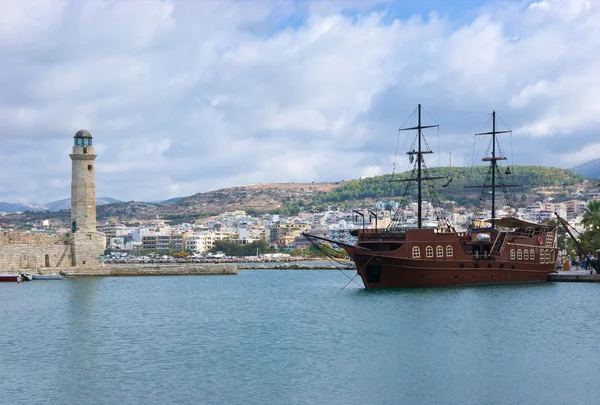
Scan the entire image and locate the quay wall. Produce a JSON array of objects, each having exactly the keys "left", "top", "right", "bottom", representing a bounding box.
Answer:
[
  {"left": 548, "top": 273, "right": 600, "bottom": 282},
  {"left": 239, "top": 264, "right": 355, "bottom": 270},
  {"left": 58, "top": 263, "right": 237, "bottom": 277}
]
